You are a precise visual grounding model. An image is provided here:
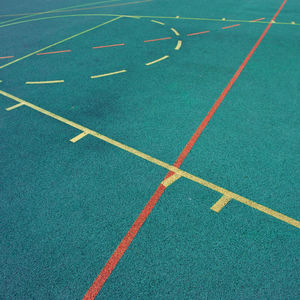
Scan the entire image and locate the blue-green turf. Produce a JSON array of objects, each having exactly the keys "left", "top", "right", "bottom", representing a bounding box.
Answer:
[{"left": 1, "top": 0, "right": 299, "bottom": 299}]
